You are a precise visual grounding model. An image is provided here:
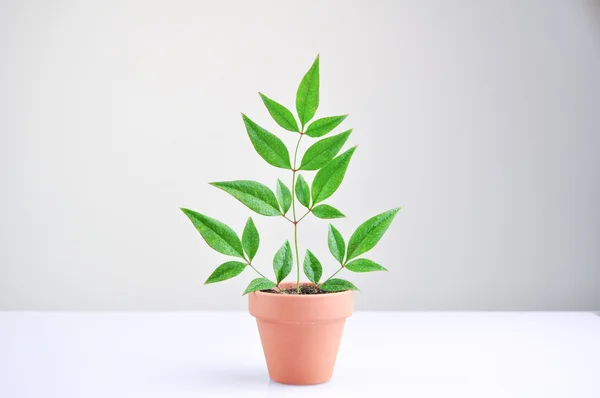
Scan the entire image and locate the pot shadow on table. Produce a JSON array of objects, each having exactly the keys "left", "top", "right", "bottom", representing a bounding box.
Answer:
[
  {"left": 157, "top": 363, "right": 268, "bottom": 389},
  {"left": 156, "top": 363, "right": 338, "bottom": 396}
]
